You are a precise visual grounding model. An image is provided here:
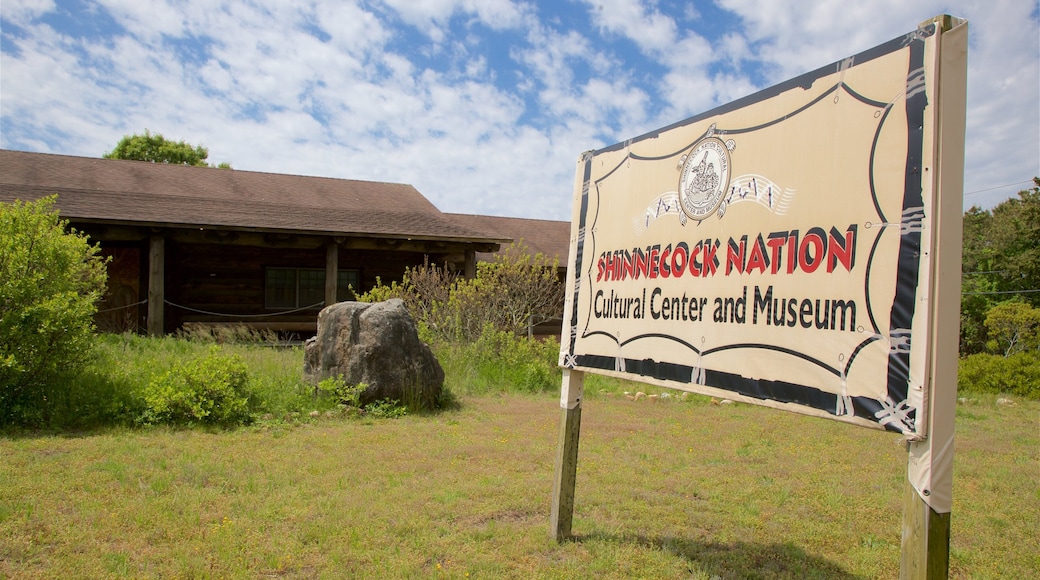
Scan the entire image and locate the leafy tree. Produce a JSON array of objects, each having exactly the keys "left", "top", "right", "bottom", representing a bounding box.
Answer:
[
  {"left": 984, "top": 301, "right": 1040, "bottom": 357},
  {"left": 1, "top": 197, "right": 108, "bottom": 426},
  {"left": 960, "top": 178, "right": 1040, "bottom": 353},
  {"left": 104, "top": 129, "right": 231, "bottom": 168}
]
